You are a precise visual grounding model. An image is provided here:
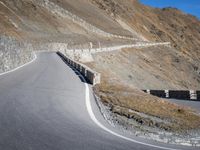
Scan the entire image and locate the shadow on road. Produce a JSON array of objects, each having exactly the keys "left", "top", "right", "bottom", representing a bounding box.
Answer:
[{"left": 57, "top": 54, "right": 88, "bottom": 84}]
